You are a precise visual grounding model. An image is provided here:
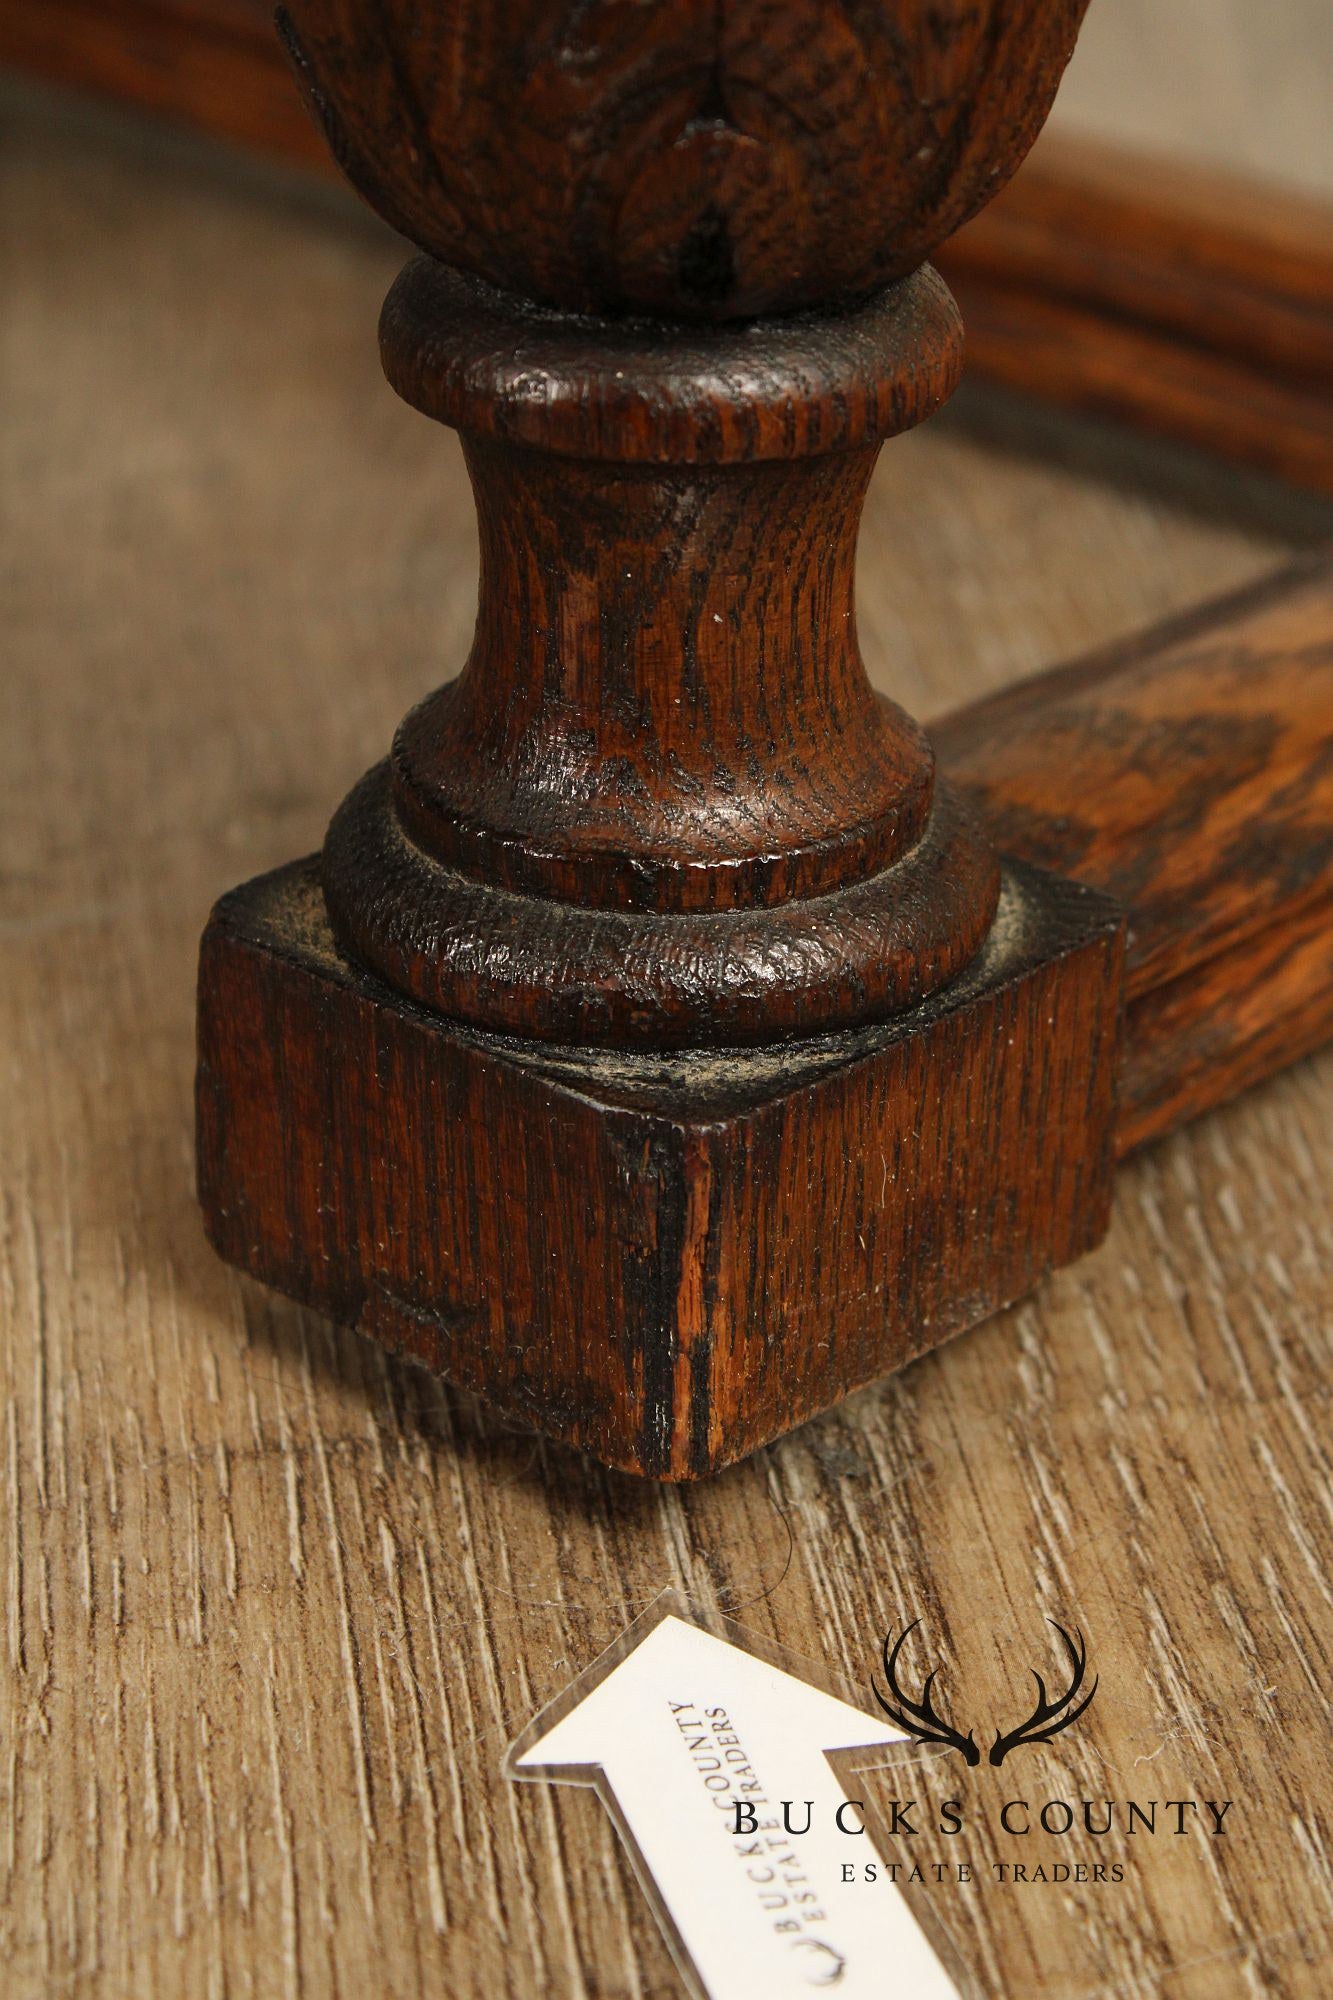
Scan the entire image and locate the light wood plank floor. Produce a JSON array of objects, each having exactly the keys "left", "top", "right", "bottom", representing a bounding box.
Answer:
[{"left": 2, "top": 78, "right": 1330, "bottom": 2000}]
